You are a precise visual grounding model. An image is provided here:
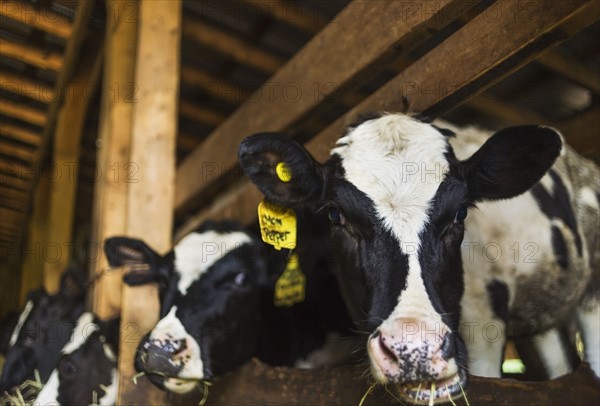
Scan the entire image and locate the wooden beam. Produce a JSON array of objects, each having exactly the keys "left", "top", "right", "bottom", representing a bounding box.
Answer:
[
  {"left": 537, "top": 50, "right": 600, "bottom": 94},
  {"left": 0, "top": 185, "right": 28, "bottom": 201},
  {"left": 0, "top": 70, "right": 56, "bottom": 103},
  {"left": 175, "top": 0, "right": 462, "bottom": 216},
  {"left": 177, "top": 0, "right": 597, "bottom": 232},
  {"left": 182, "top": 16, "right": 283, "bottom": 73},
  {"left": 179, "top": 100, "right": 227, "bottom": 127},
  {"left": 117, "top": 1, "right": 180, "bottom": 404},
  {"left": 242, "top": 0, "right": 327, "bottom": 33},
  {"left": 42, "top": 44, "right": 103, "bottom": 294},
  {"left": 180, "top": 66, "right": 248, "bottom": 104},
  {"left": 0, "top": 38, "right": 64, "bottom": 71},
  {"left": 0, "top": 0, "right": 73, "bottom": 38},
  {"left": 91, "top": 0, "right": 139, "bottom": 320},
  {"left": 0, "top": 99, "right": 47, "bottom": 126},
  {"left": 557, "top": 107, "right": 600, "bottom": 160},
  {"left": 0, "top": 122, "right": 42, "bottom": 146},
  {"left": 19, "top": 175, "right": 50, "bottom": 303}
]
